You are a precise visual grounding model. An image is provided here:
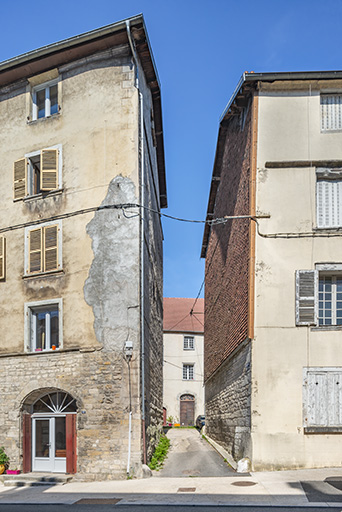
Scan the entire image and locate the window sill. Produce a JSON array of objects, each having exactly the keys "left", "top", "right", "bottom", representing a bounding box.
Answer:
[
  {"left": 23, "top": 269, "right": 64, "bottom": 280},
  {"left": 313, "top": 227, "right": 342, "bottom": 232},
  {"left": 14, "top": 188, "right": 64, "bottom": 203},
  {"left": 304, "top": 426, "right": 342, "bottom": 434},
  {"left": 27, "top": 112, "right": 60, "bottom": 125},
  {"left": 311, "top": 325, "right": 342, "bottom": 331}
]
